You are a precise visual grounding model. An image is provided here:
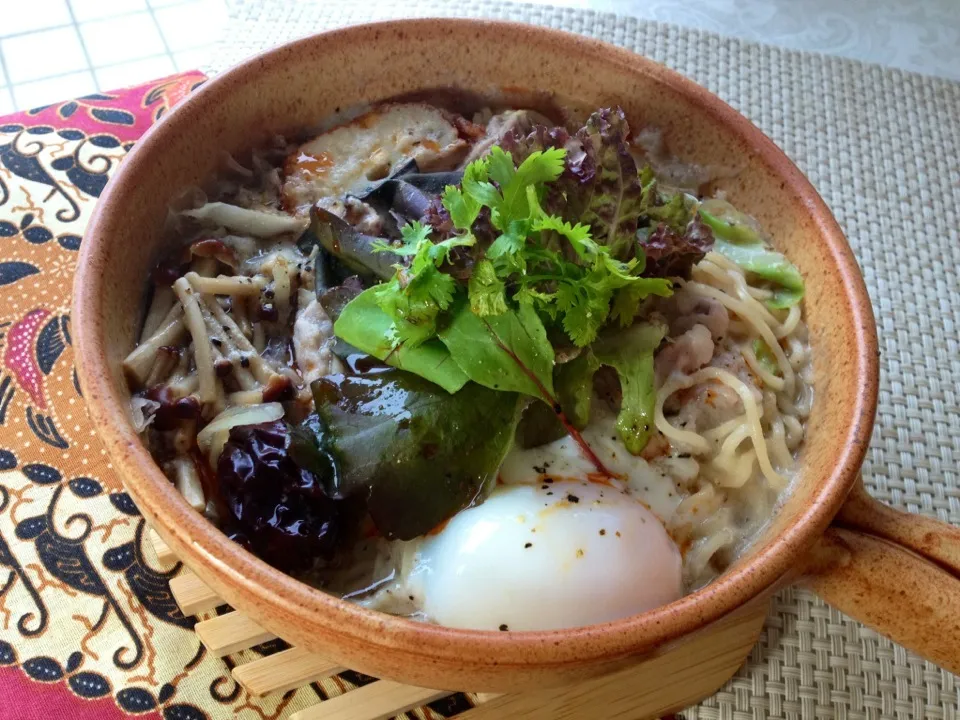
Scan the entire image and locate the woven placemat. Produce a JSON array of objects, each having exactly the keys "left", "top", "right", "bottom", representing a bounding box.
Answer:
[{"left": 212, "top": 2, "right": 960, "bottom": 717}]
